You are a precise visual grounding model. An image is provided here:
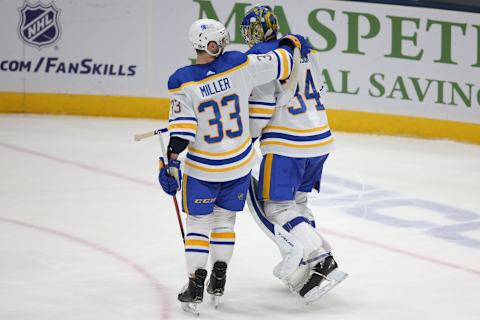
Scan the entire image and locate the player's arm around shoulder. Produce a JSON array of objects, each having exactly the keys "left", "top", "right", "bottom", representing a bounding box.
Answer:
[
  {"left": 244, "top": 49, "right": 293, "bottom": 87},
  {"left": 244, "top": 35, "right": 304, "bottom": 88}
]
